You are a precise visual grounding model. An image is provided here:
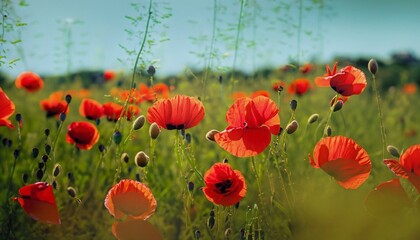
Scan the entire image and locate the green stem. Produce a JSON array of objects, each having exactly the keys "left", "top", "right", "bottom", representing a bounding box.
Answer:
[{"left": 372, "top": 74, "right": 387, "bottom": 160}]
